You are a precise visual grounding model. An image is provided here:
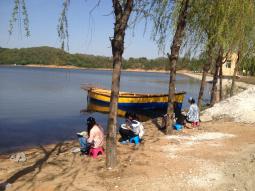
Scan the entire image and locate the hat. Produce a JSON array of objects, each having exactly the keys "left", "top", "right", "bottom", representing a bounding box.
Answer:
[{"left": 76, "top": 131, "right": 88, "bottom": 137}]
